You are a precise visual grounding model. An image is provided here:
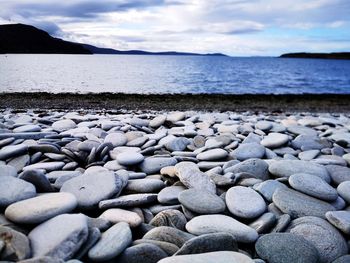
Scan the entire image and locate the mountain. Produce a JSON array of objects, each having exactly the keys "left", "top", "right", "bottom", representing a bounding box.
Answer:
[
  {"left": 0, "top": 24, "right": 91, "bottom": 54},
  {"left": 280, "top": 52, "right": 350, "bottom": 60},
  {"left": 0, "top": 23, "right": 227, "bottom": 56}
]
